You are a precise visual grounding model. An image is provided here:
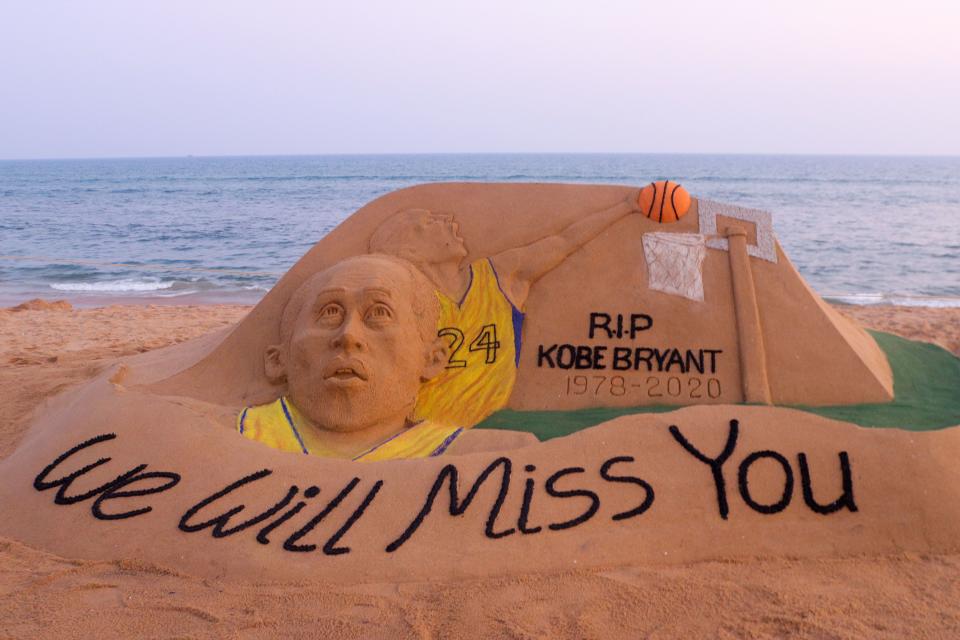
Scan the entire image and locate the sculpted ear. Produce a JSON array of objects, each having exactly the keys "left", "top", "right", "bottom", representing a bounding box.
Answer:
[
  {"left": 421, "top": 336, "right": 448, "bottom": 381},
  {"left": 264, "top": 345, "right": 287, "bottom": 384}
]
